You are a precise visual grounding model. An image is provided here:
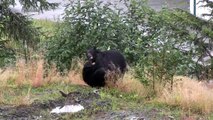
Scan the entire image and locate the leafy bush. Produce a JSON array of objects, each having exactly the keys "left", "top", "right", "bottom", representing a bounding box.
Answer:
[
  {"left": 46, "top": 0, "right": 141, "bottom": 71},
  {"left": 46, "top": 0, "right": 213, "bottom": 93},
  {"left": 136, "top": 9, "right": 212, "bottom": 89}
]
